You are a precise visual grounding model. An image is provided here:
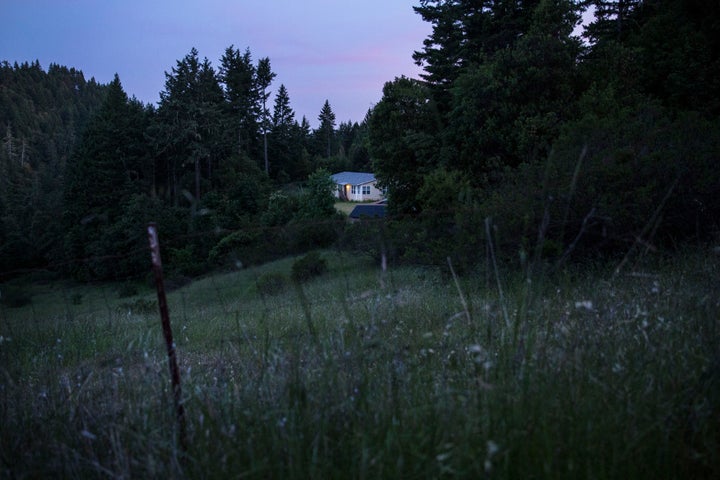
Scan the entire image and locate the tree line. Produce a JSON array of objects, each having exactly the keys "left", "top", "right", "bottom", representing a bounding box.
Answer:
[
  {"left": 2, "top": 0, "right": 719, "bottom": 281},
  {"left": 1, "top": 48, "right": 369, "bottom": 280},
  {"left": 368, "top": 0, "right": 720, "bottom": 266}
]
